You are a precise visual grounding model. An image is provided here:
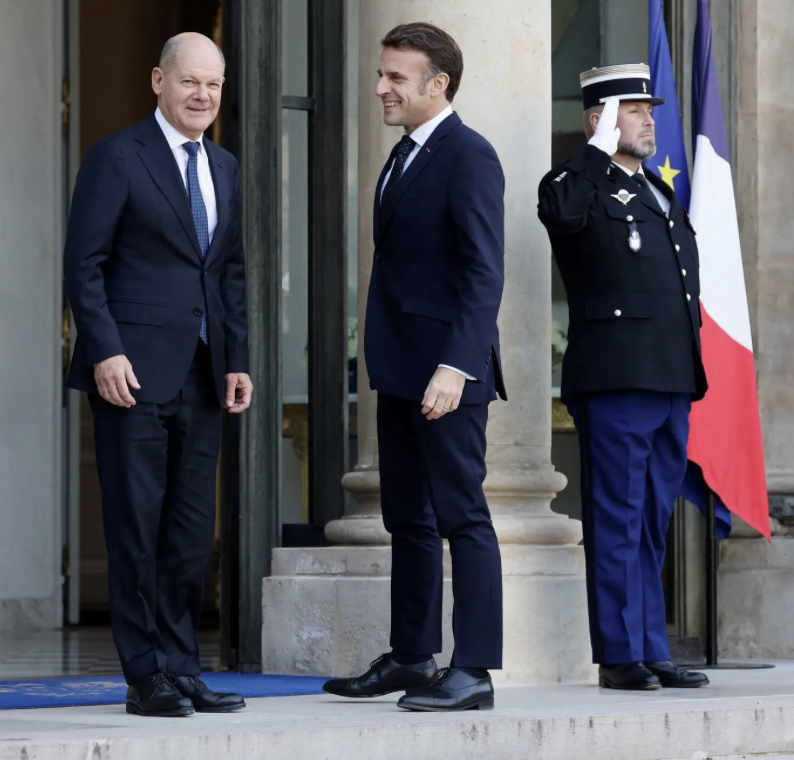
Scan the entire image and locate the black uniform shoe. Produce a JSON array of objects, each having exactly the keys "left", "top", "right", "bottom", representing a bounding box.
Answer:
[
  {"left": 598, "top": 662, "right": 661, "bottom": 691},
  {"left": 126, "top": 672, "right": 195, "bottom": 717},
  {"left": 645, "top": 660, "right": 710, "bottom": 688},
  {"left": 322, "top": 653, "right": 438, "bottom": 698},
  {"left": 169, "top": 675, "right": 246, "bottom": 713},
  {"left": 397, "top": 668, "right": 494, "bottom": 712}
]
